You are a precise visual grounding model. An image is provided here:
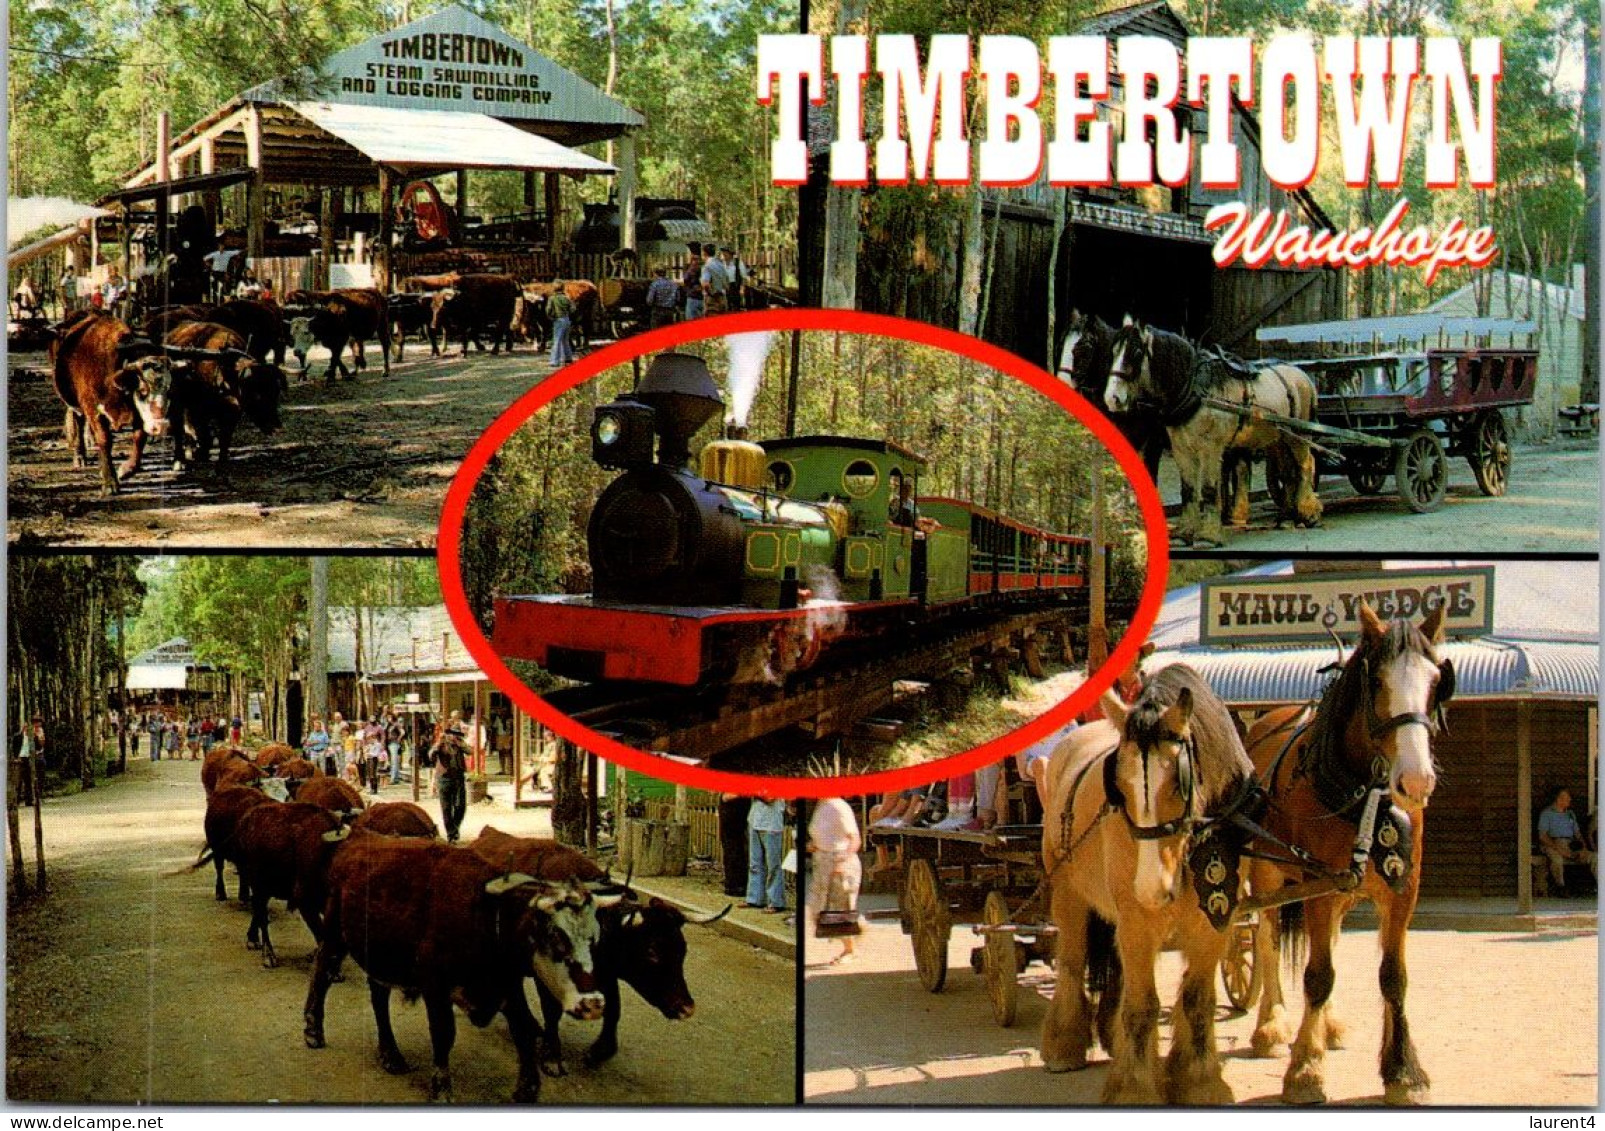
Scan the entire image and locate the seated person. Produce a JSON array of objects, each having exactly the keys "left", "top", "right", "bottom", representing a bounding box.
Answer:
[{"left": 1538, "top": 787, "right": 1597, "bottom": 894}]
